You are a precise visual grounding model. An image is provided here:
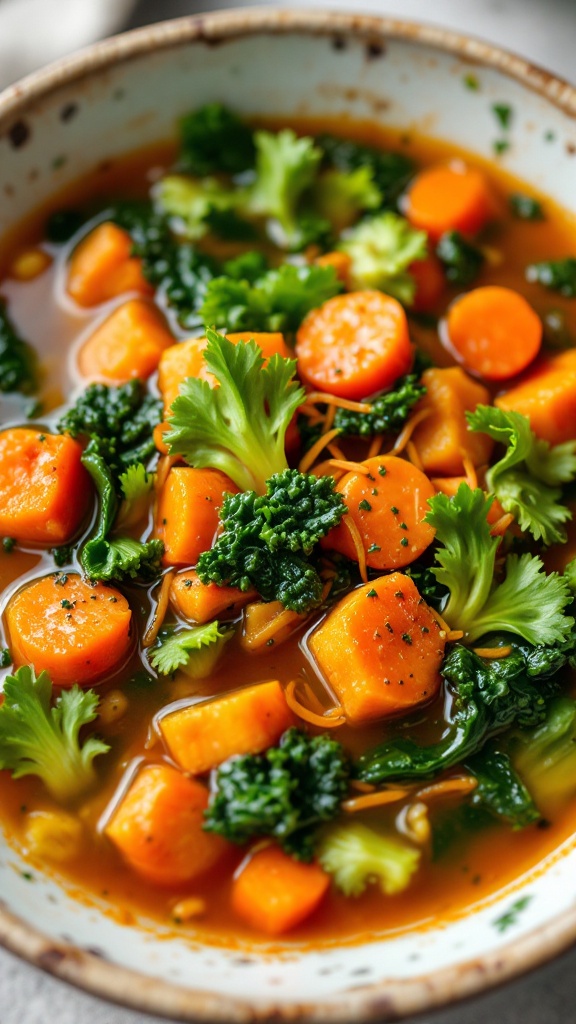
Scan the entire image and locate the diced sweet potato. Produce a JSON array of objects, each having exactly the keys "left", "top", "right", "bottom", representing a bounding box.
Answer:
[
  {"left": 411, "top": 367, "right": 494, "bottom": 475},
  {"left": 77, "top": 298, "right": 174, "bottom": 383},
  {"left": 232, "top": 845, "right": 329, "bottom": 935},
  {"left": 156, "top": 467, "right": 238, "bottom": 568},
  {"left": 170, "top": 570, "right": 255, "bottom": 623},
  {"left": 159, "top": 679, "right": 295, "bottom": 774},
  {"left": 67, "top": 222, "right": 152, "bottom": 306},
  {"left": 495, "top": 349, "right": 576, "bottom": 445}
]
